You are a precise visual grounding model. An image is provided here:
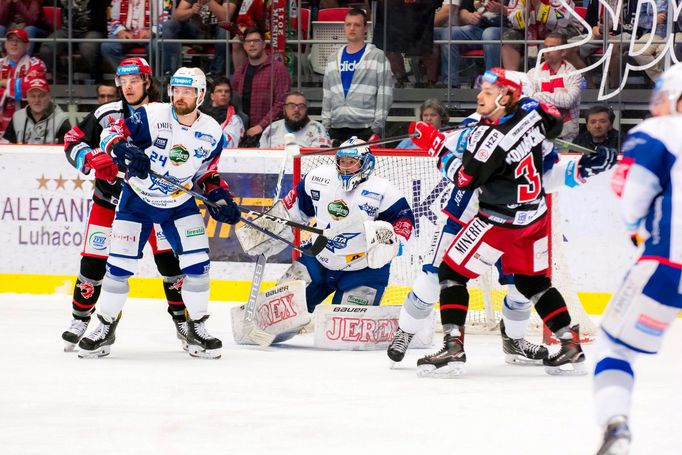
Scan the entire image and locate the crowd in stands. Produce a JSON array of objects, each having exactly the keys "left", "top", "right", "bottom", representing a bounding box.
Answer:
[{"left": 1, "top": 1, "right": 681, "bottom": 146}]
